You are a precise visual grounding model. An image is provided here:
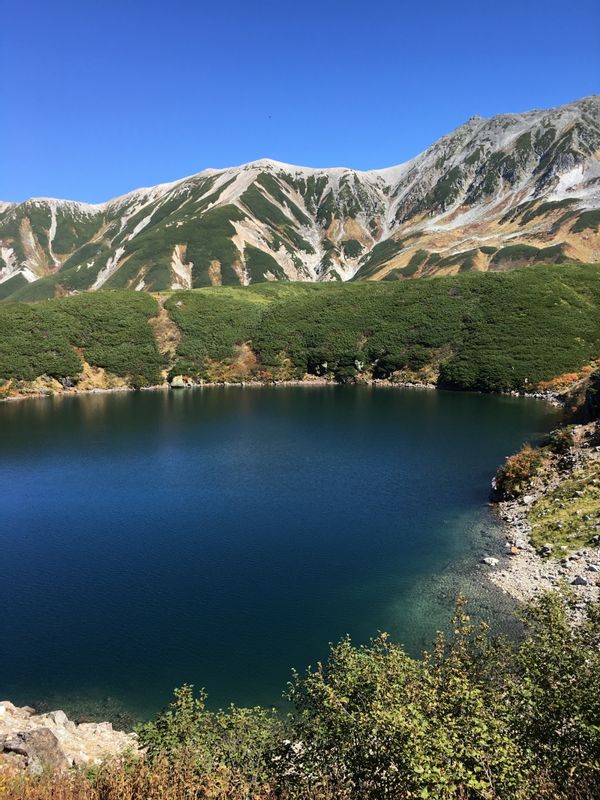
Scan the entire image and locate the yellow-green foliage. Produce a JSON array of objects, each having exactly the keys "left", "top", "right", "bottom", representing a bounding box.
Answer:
[
  {"left": 528, "top": 460, "right": 600, "bottom": 552},
  {"left": 3, "top": 594, "right": 599, "bottom": 800}
]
